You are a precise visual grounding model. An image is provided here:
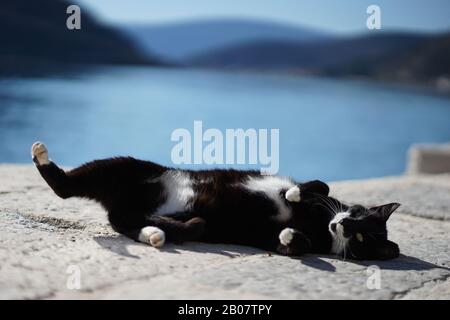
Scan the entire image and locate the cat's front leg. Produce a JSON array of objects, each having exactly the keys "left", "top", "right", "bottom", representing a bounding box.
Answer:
[
  {"left": 285, "top": 186, "right": 301, "bottom": 202},
  {"left": 284, "top": 180, "right": 330, "bottom": 203},
  {"left": 277, "top": 228, "right": 312, "bottom": 256}
]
